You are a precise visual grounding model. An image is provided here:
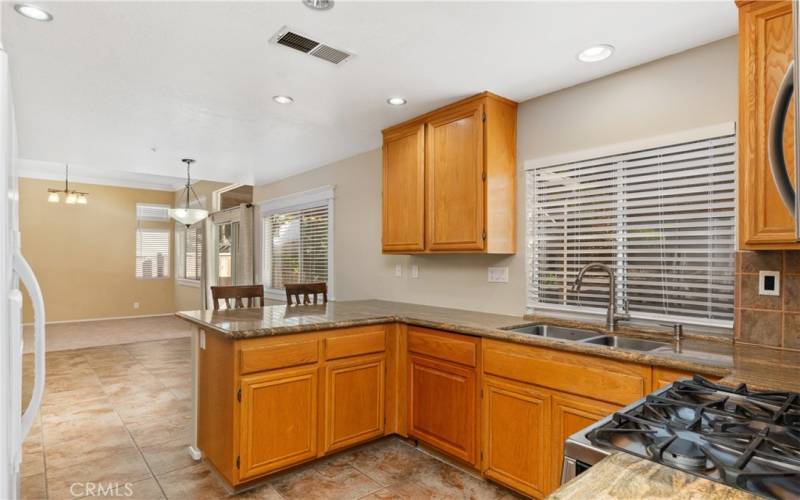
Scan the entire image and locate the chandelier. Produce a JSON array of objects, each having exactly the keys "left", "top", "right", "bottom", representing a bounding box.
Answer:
[
  {"left": 47, "top": 164, "right": 88, "bottom": 205},
  {"left": 169, "top": 158, "right": 208, "bottom": 226}
]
